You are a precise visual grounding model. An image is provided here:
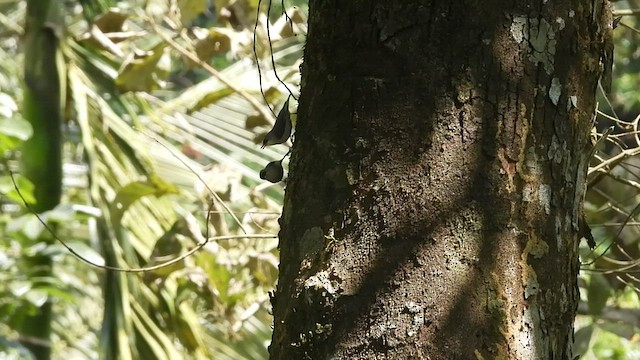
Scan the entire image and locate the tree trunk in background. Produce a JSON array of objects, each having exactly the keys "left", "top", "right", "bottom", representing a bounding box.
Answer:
[
  {"left": 271, "top": 1, "right": 608, "bottom": 359},
  {"left": 18, "top": 1, "right": 64, "bottom": 359}
]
